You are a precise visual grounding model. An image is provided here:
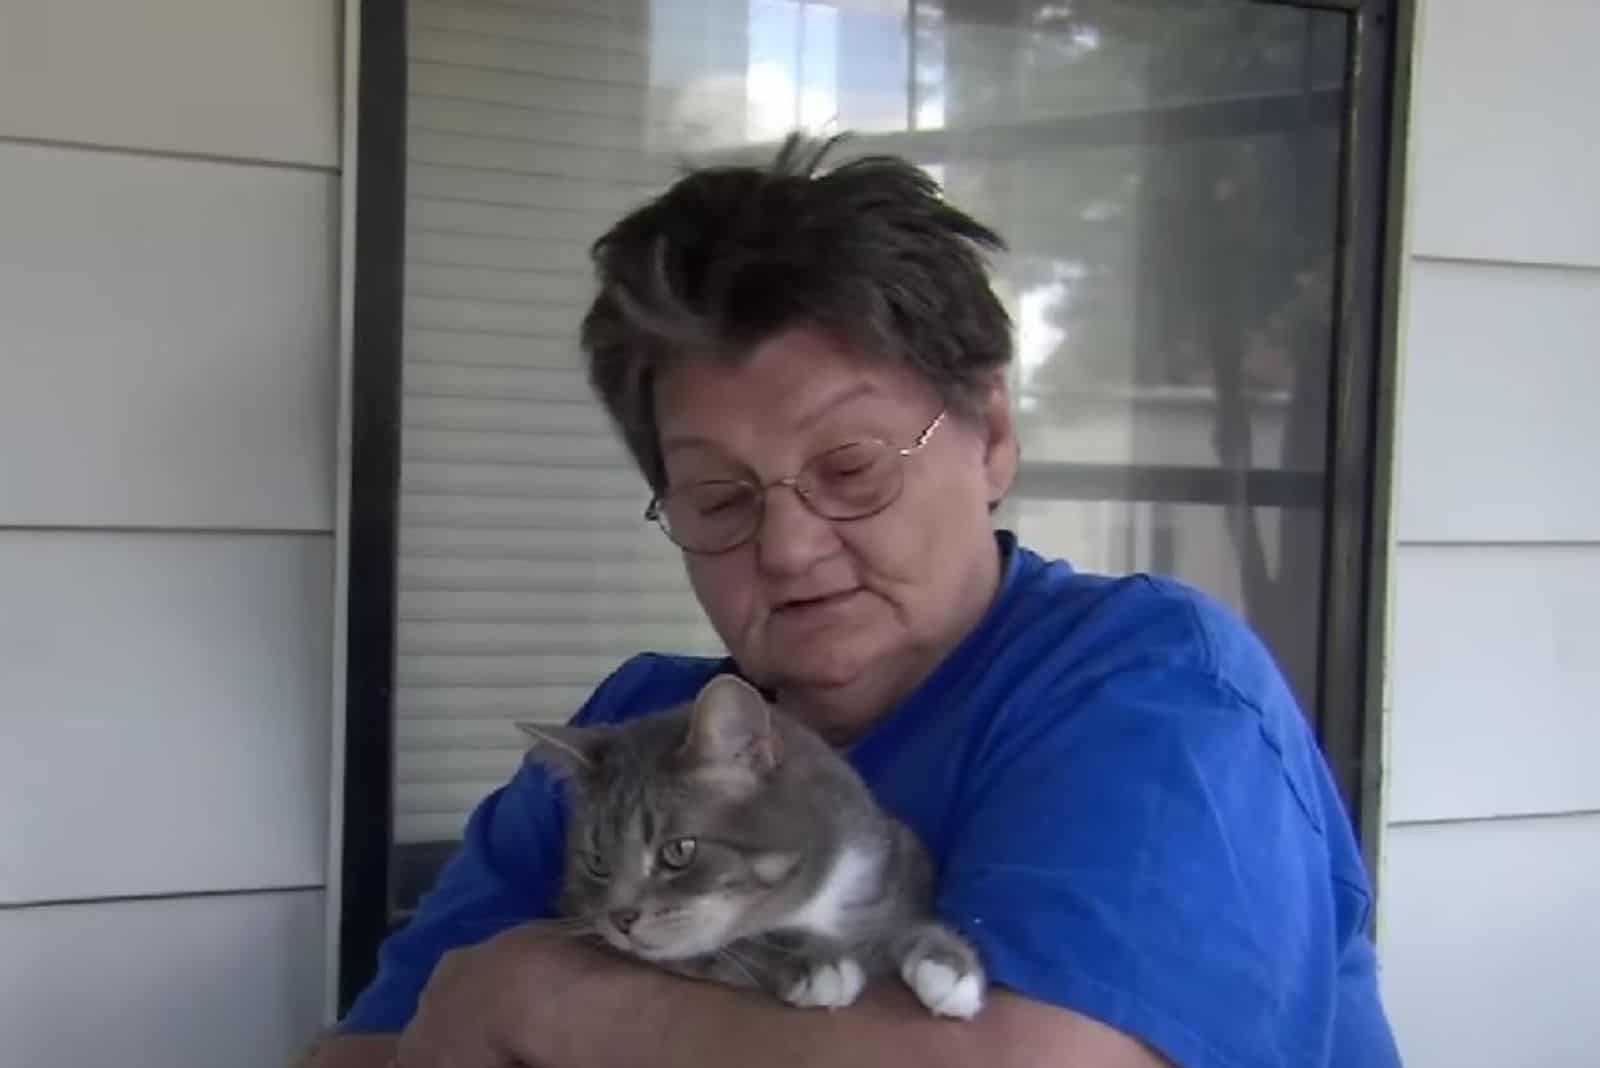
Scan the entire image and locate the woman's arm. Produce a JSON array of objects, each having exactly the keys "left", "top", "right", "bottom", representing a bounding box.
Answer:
[
  {"left": 298, "top": 1032, "right": 398, "bottom": 1068},
  {"left": 393, "top": 924, "right": 1168, "bottom": 1068}
]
